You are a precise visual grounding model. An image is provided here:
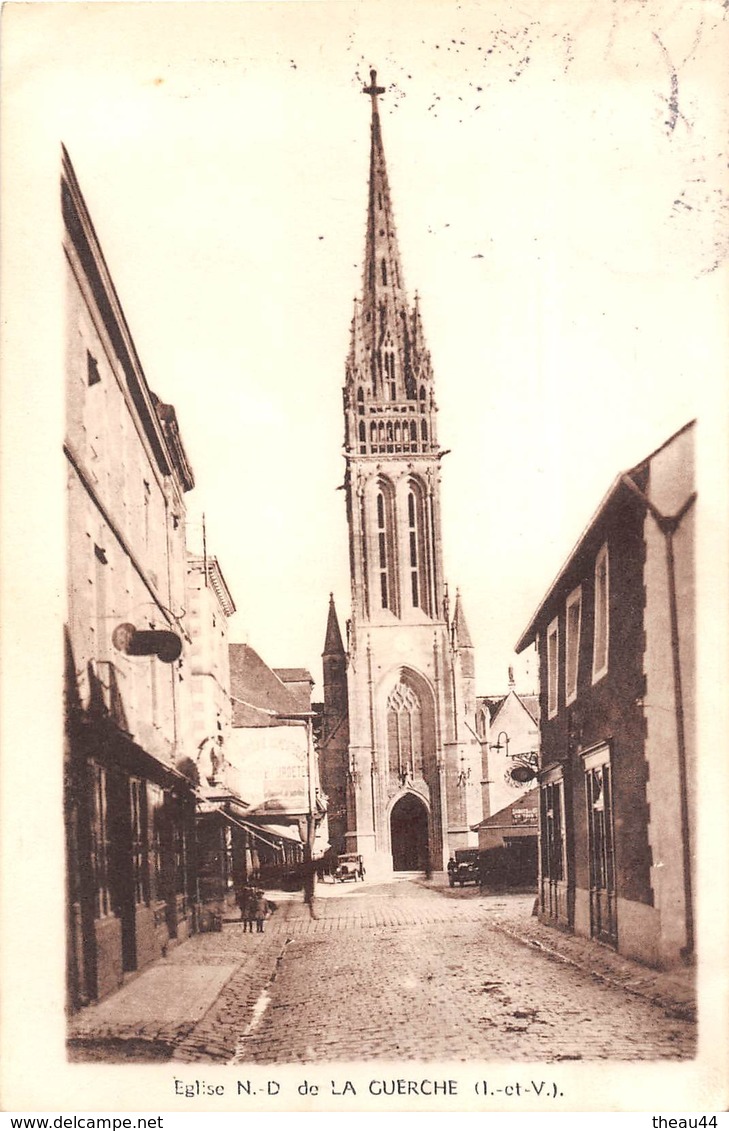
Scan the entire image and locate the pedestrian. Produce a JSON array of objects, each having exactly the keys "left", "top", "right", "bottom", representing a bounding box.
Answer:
[
  {"left": 254, "top": 888, "right": 269, "bottom": 933},
  {"left": 237, "top": 884, "right": 254, "bottom": 932}
]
